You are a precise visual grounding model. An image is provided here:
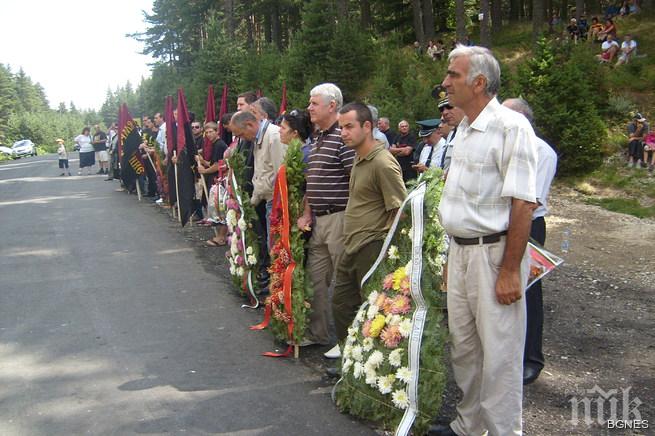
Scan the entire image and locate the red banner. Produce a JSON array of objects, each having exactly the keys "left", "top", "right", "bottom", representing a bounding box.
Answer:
[{"left": 203, "top": 85, "right": 216, "bottom": 161}]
